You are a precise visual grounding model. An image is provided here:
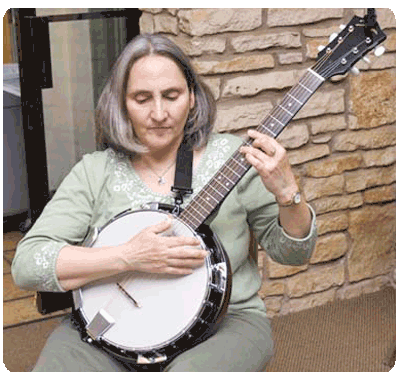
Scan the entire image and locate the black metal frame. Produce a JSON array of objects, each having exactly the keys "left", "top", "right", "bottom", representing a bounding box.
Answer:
[{"left": 14, "top": 8, "right": 141, "bottom": 228}]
